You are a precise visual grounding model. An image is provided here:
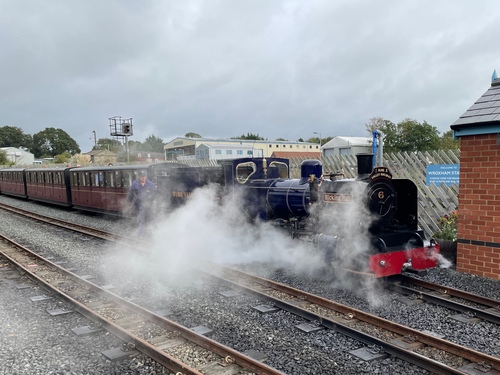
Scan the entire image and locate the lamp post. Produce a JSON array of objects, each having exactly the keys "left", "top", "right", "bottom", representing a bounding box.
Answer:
[{"left": 313, "top": 132, "right": 322, "bottom": 154}]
